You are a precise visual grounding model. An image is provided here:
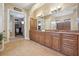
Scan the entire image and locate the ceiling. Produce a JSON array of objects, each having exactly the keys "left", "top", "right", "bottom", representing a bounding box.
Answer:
[
  {"left": 11, "top": 3, "right": 35, "bottom": 10},
  {"left": 10, "top": 10, "right": 24, "bottom": 18}
]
